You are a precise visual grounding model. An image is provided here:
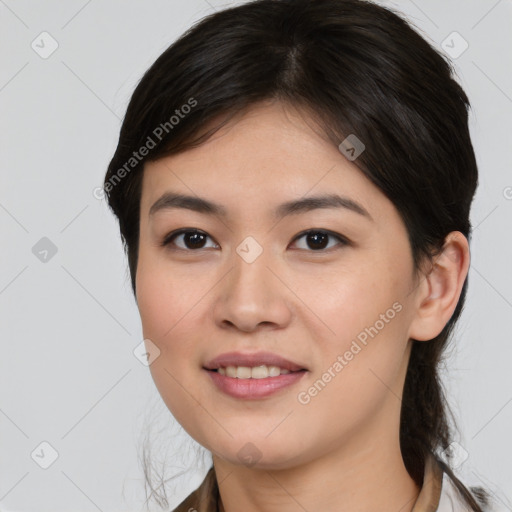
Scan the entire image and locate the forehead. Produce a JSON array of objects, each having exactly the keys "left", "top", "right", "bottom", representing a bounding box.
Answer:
[{"left": 139, "top": 101, "right": 387, "bottom": 223}]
